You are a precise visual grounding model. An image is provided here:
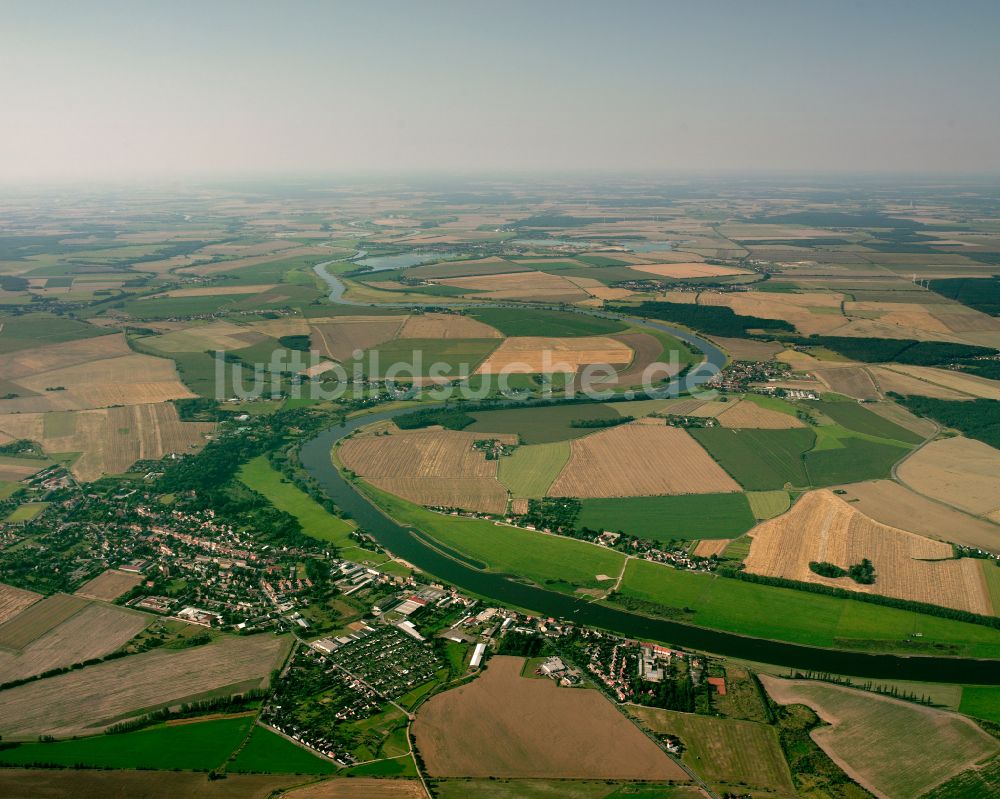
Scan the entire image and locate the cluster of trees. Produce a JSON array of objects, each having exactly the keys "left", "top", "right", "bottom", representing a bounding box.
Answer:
[
  {"left": 890, "top": 394, "right": 1000, "bottom": 449},
  {"left": 569, "top": 415, "right": 634, "bottom": 429},
  {"left": 809, "top": 558, "right": 875, "bottom": 584},
  {"left": 522, "top": 497, "right": 581, "bottom": 531},
  {"left": 610, "top": 301, "right": 794, "bottom": 338},
  {"left": 395, "top": 406, "right": 475, "bottom": 431}
]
